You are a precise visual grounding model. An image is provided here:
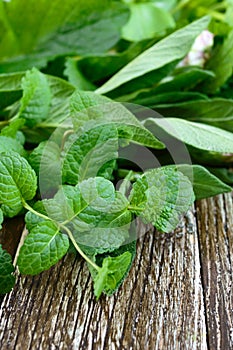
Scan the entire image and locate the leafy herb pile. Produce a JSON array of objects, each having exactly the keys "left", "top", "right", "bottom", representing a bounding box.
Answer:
[{"left": 0, "top": 0, "right": 233, "bottom": 299}]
